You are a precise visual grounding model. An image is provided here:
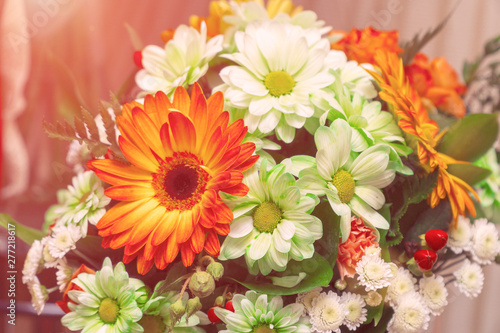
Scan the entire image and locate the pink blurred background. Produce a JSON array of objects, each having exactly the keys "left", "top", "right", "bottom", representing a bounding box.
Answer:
[{"left": 1, "top": 0, "right": 499, "bottom": 332}]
